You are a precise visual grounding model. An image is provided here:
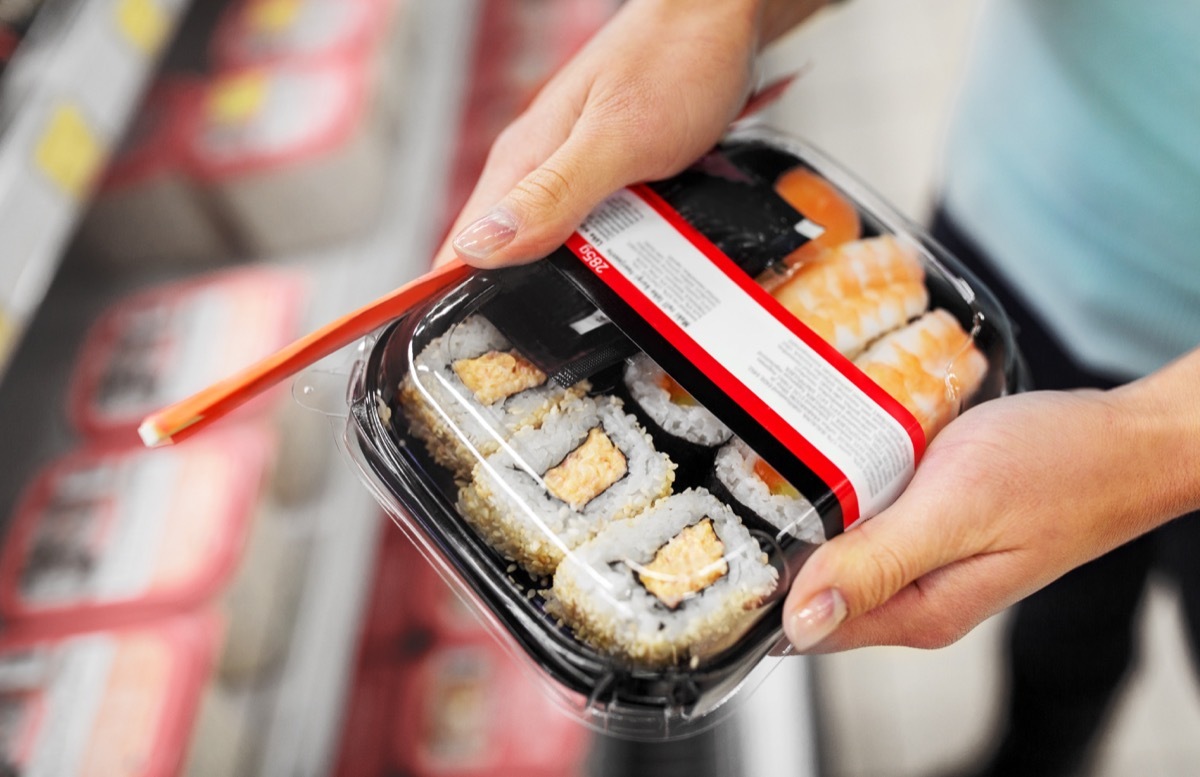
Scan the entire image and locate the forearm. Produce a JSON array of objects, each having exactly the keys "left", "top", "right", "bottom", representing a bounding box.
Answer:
[
  {"left": 633, "top": 0, "right": 828, "bottom": 50},
  {"left": 1107, "top": 346, "right": 1200, "bottom": 528},
  {"left": 758, "top": 0, "right": 830, "bottom": 45}
]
